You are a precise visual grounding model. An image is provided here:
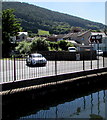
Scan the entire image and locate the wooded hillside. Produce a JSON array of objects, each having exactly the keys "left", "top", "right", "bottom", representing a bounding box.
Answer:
[{"left": 2, "top": 2, "right": 105, "bottom": 34}]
